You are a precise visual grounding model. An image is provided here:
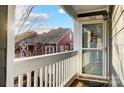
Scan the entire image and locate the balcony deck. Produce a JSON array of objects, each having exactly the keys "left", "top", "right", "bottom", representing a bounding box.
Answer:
[
  {"left": 70, "top": 76, "right": 109, "bottom": 87},
  {"left": 70, "top": 79, "right": 109, "bottom": 87}
]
